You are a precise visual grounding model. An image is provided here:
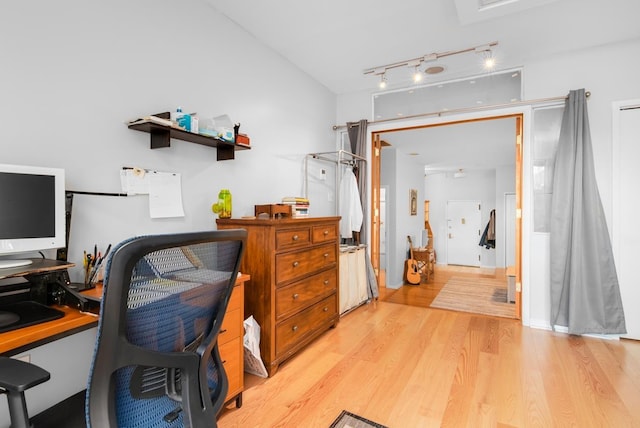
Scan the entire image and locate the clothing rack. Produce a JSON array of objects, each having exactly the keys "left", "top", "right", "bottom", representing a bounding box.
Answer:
[{"left": 304, "top": 150, "right": 366, "bottom": 216}]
